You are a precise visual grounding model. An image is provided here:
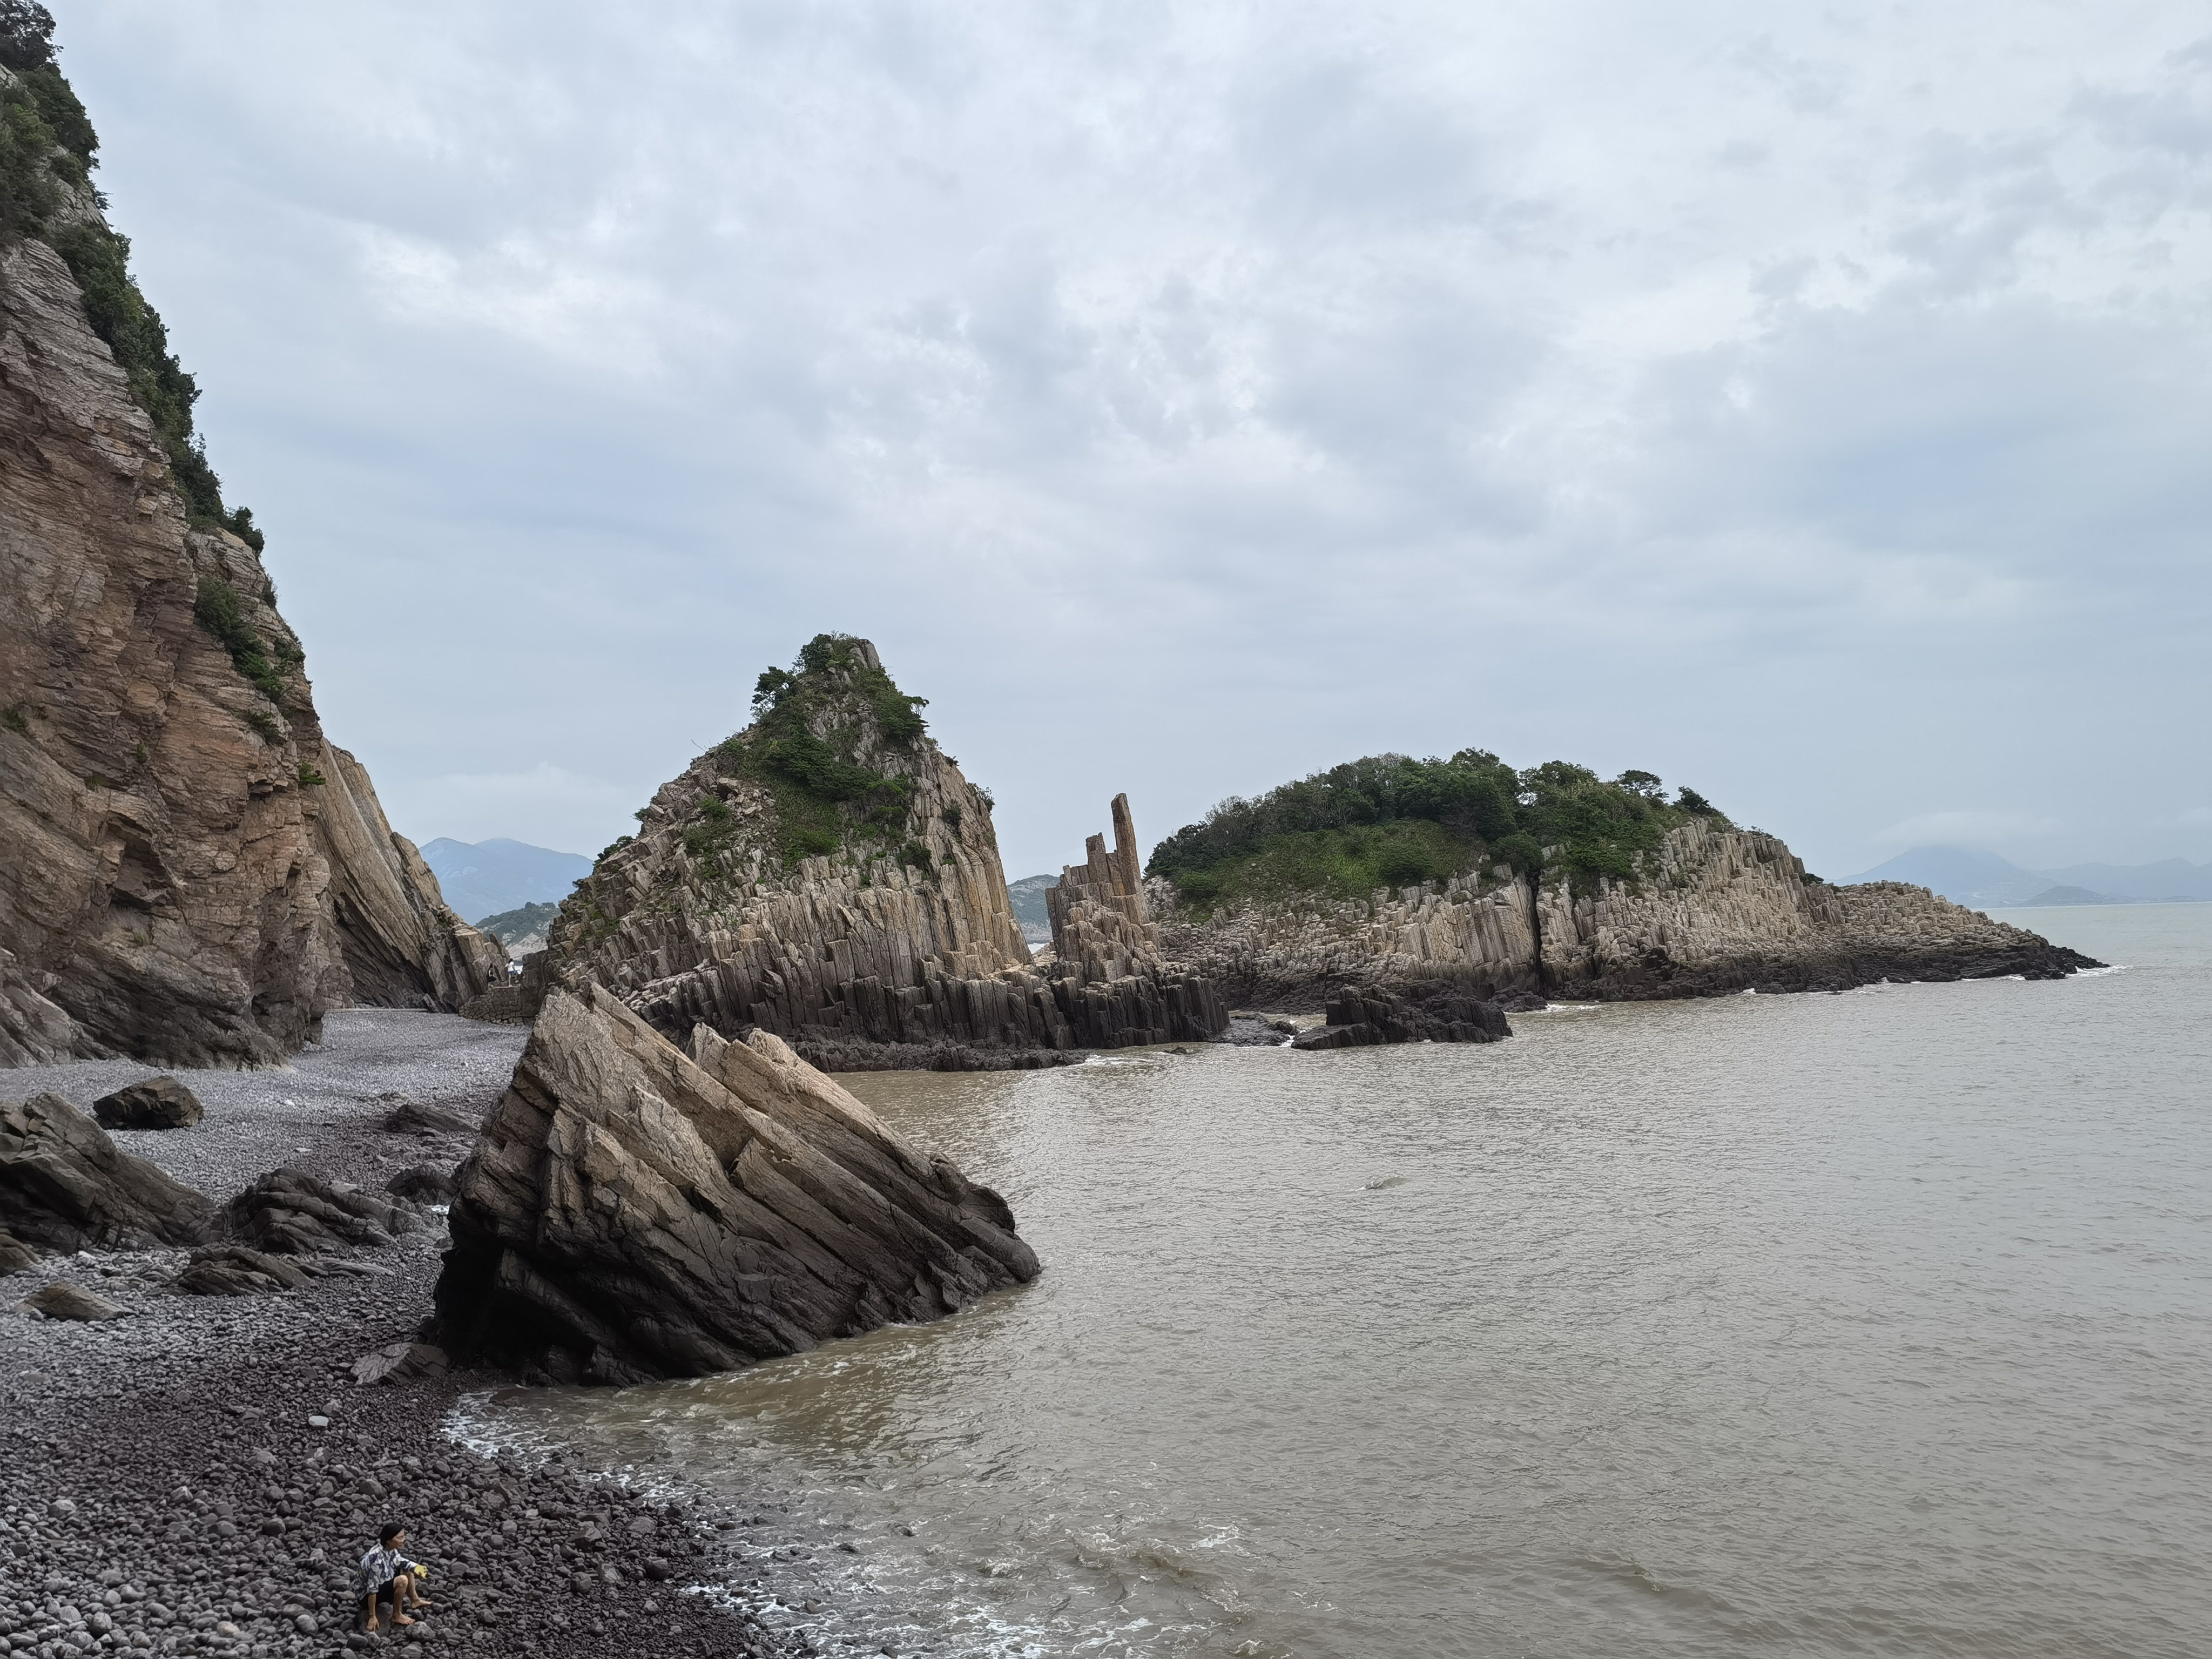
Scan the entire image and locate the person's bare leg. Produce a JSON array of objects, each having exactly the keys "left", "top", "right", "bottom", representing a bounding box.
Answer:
[{"left": 387, "top": 1581, "right": 415, "bottom": 1629}]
